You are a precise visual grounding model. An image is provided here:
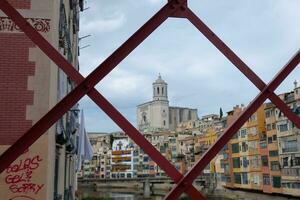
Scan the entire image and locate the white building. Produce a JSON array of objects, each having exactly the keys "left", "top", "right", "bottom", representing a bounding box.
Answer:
[
  {"left": 111, "top": 138, "right": 134, "bottom": 178},
  {"left": 137, "top": 75, "right": 198, "bottom": 132}
]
